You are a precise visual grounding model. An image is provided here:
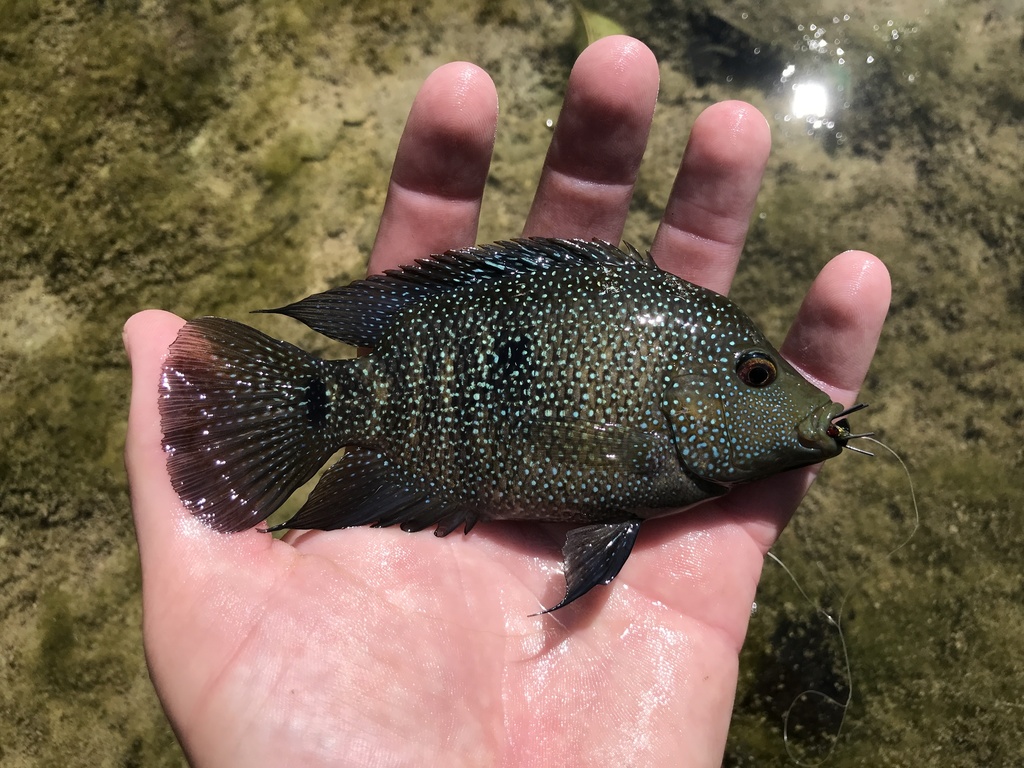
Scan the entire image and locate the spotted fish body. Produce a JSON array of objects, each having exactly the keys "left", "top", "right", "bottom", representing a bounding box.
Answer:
[{"left": 161, "top": 238, "right": 851, "bottom": 612}]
